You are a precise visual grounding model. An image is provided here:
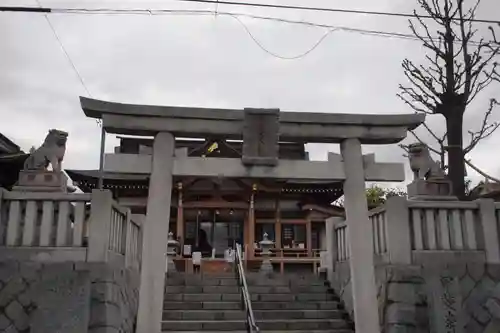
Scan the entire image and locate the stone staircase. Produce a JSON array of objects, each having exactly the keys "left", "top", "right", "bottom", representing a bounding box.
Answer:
[{"left": 162, "top": 272, "right": 354, "bottom": 332}]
